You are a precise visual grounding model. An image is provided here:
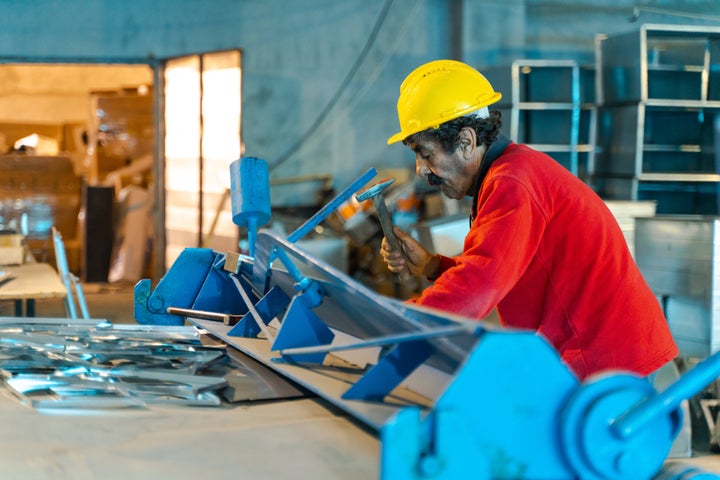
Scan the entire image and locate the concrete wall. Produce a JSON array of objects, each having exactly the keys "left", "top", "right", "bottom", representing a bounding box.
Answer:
[{"left": 0, "top": 0, "right": 718, "bottom": 188}]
